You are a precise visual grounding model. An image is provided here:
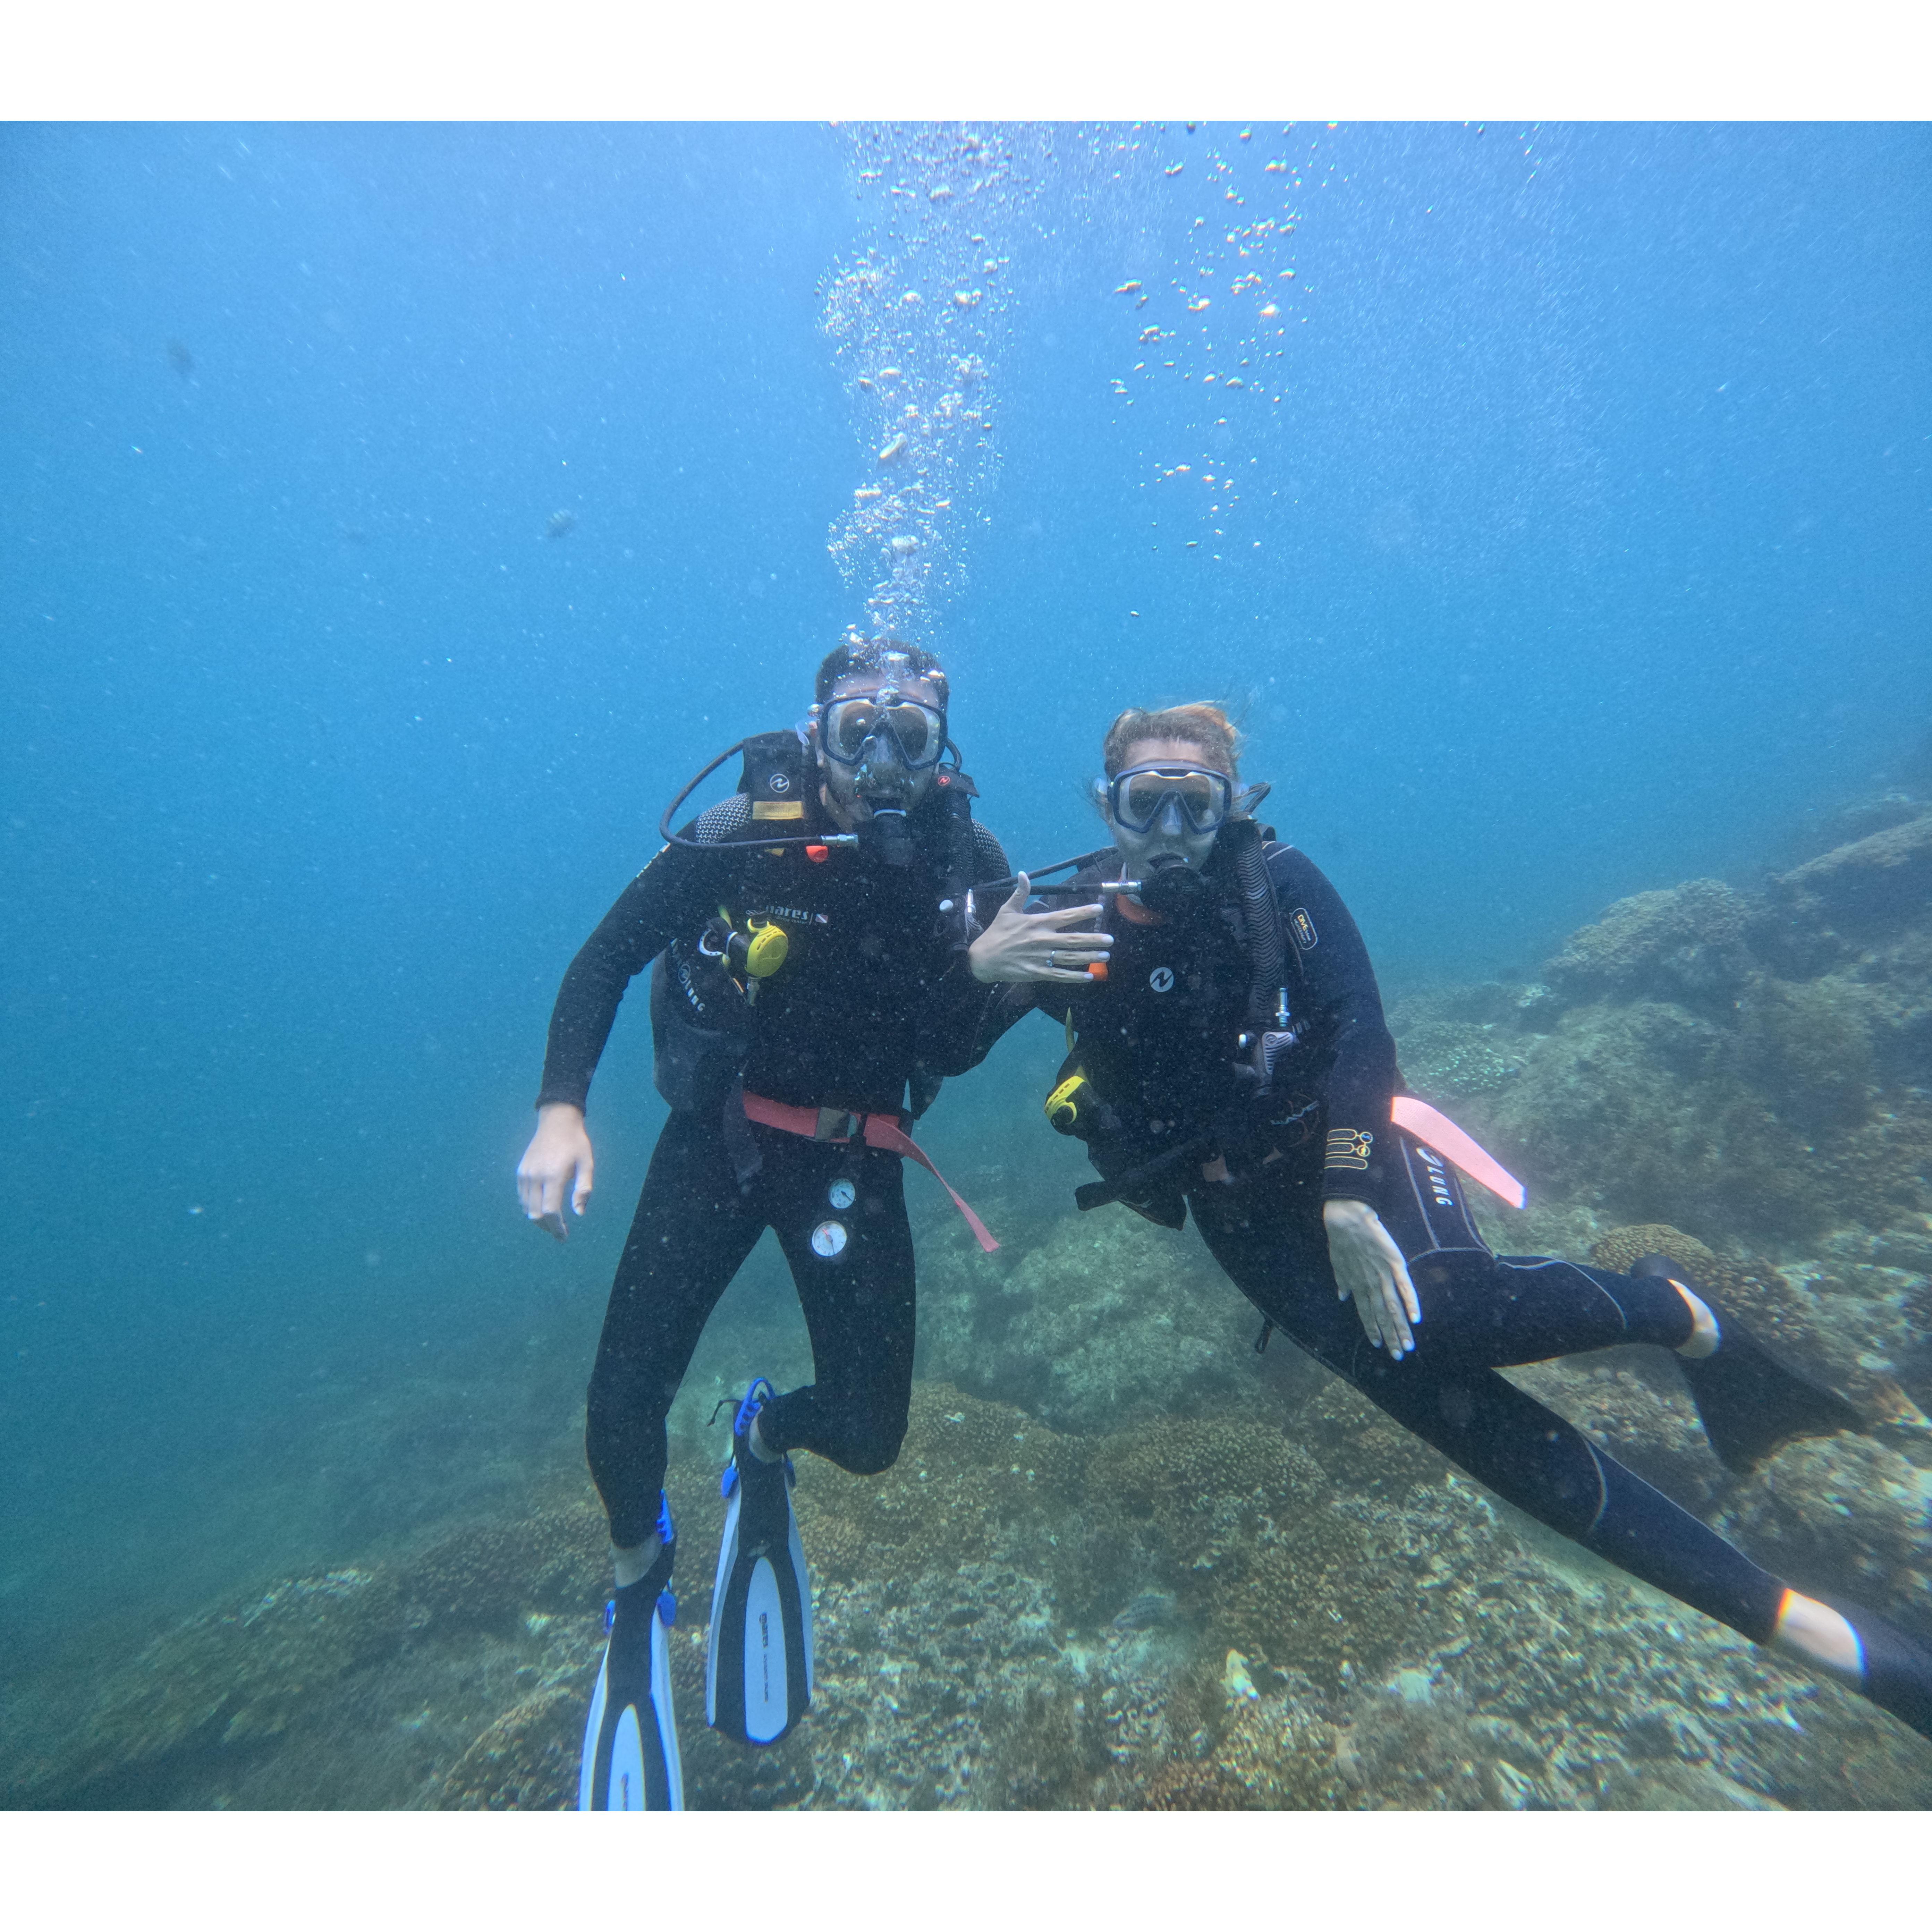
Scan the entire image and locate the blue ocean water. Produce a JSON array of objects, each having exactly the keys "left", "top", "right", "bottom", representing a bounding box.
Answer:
[{"left": 1, "top": 120, "right": 1927, "bottom": 1715}]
